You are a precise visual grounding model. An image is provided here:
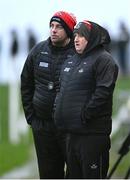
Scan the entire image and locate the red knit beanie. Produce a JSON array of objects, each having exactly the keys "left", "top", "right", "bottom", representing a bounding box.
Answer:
[{"left": 50, "top": 11, "right": 77, "bottom": 38}]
